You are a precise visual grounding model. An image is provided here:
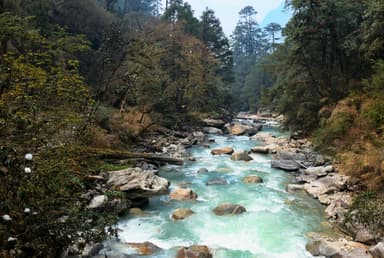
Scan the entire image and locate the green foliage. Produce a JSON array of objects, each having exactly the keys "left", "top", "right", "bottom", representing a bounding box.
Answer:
[
  {"left": 314, "top": 112, "right": 353, "bottom": 146},
  {"left": 345, "top": 191, "right": 384, "bottom": 230}
]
